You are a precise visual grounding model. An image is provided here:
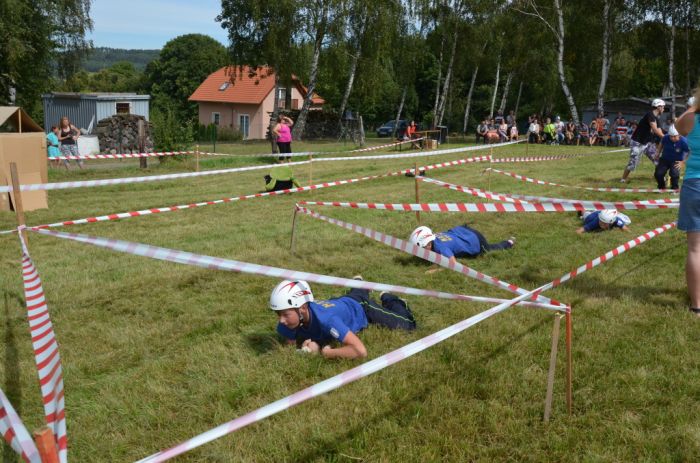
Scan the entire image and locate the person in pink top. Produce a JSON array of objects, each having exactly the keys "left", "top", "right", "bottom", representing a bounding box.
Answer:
[{"left": 273, "top": 115, "right": 294, "bottom": 162}]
